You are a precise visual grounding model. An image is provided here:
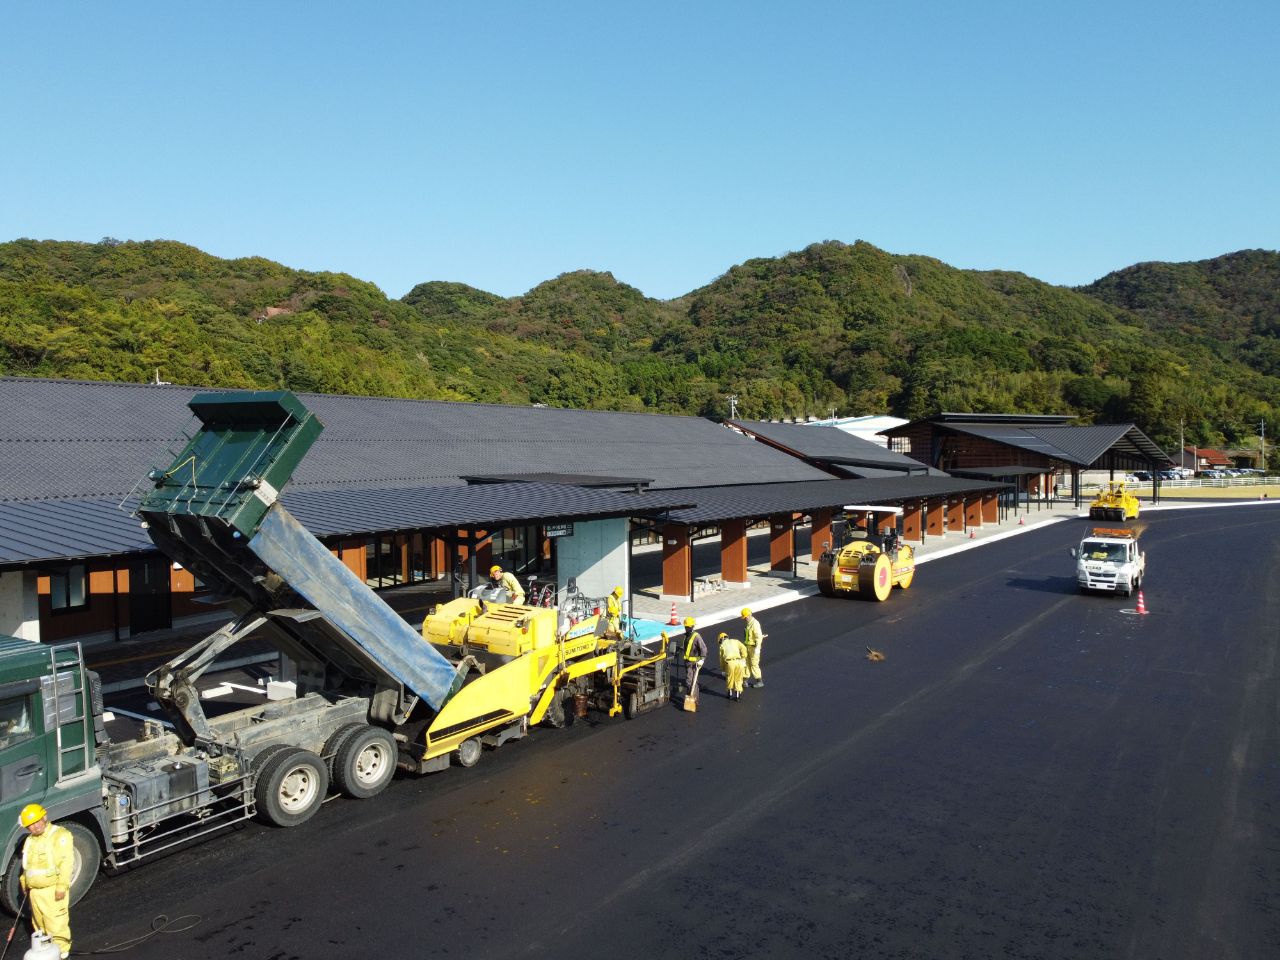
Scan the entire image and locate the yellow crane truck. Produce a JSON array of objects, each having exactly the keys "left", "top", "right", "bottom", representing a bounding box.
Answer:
[{"left": 817, "top": 529, "right": 915, "bottom": 601}]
